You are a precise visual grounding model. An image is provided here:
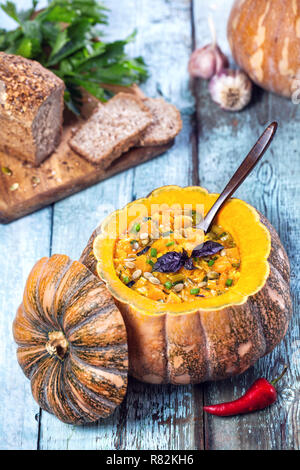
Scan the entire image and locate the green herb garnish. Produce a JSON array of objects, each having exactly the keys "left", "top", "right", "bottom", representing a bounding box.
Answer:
[
  {"left": 166, "top": 241, "right": 175, "bottom": 247},
  {"left": 164, "top": 281, "right": 172, "bottom": 290},
  {"left": 219, "top": 232, "right": 227, "bottom": 239},
  {"left": 232, "top": 262, "right": 240, "bottom": 268},
  {"left": 146, "top": 259, "right": 154, "bottom": 267},
  {"left": 190, "top": 288, "right": 200, "bottom": 295},
  {"left": 123, "top": 276, "right": 130, "bottom": 285},
  {"left": 208, "top": 259, "right": 215, "bottom": 266},
  {"left": 0, "top": 0, "right": 148, "bottom": 114},
  {"left": 150, "top": 248, "right": 157, "bottom": 257},
  {"left": 131, "top": 223, "right": 141, "bottom": 233},
  {"left": 226, "top": 278, "right": 233, "bottom": 287}
]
